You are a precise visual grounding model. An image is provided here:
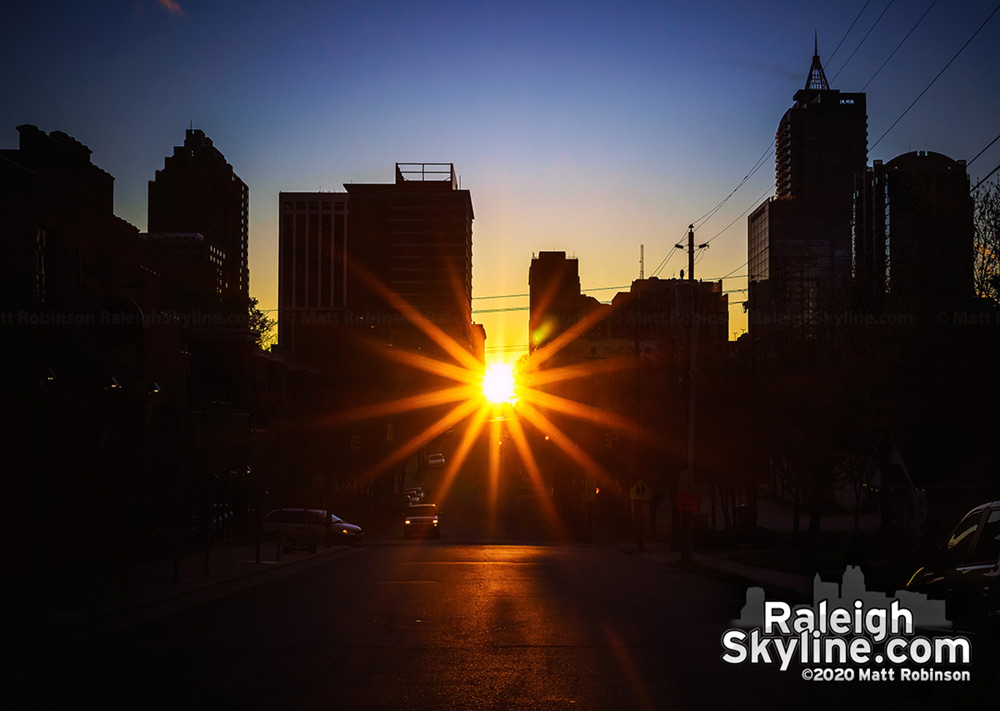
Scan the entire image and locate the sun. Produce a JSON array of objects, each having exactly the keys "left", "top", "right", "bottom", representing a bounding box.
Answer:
[{"left": 482, "top": 362, "right": 518, "bottom": 404}]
